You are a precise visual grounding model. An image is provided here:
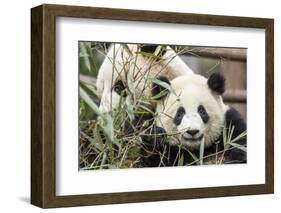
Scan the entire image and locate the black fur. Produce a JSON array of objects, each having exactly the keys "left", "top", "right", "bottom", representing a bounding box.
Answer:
[
  {"left": 200, "top": 108, "right": 246, "bottom": 164},
  {"left": 223, "top": 107, "right": 247, "bottom": 163},
  {"left": 140, "top": 126, "right": 167, "bottom": 167},
  {"left": 140, "top": 45, "right": 167, "bottom": 59},
  {"left": 151, "top": 76, "right": 171, "bottom": 100},
  {"left": 113, "top": 80, "right": 127, "bottom": 97},
  {"left": 174, "top": 107, "right": 185, "bottom": 125},
  {"left": 123, "top": 110, "right": 154, "bottom": 136},
  {"left": 198, "top": 105, "right": 209, "bottom": 123},
  {"left": 140, "top": 125, "right": 193, "bottom": 167},
  {"left": 207, "top": 72, "right": 225, "bottom": 94},
  {"left": 142, "top": 126, "right": 166, "bottom": 151},
  {"left": 140, "top": 107, "right": 246, "bottom": 167}
]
